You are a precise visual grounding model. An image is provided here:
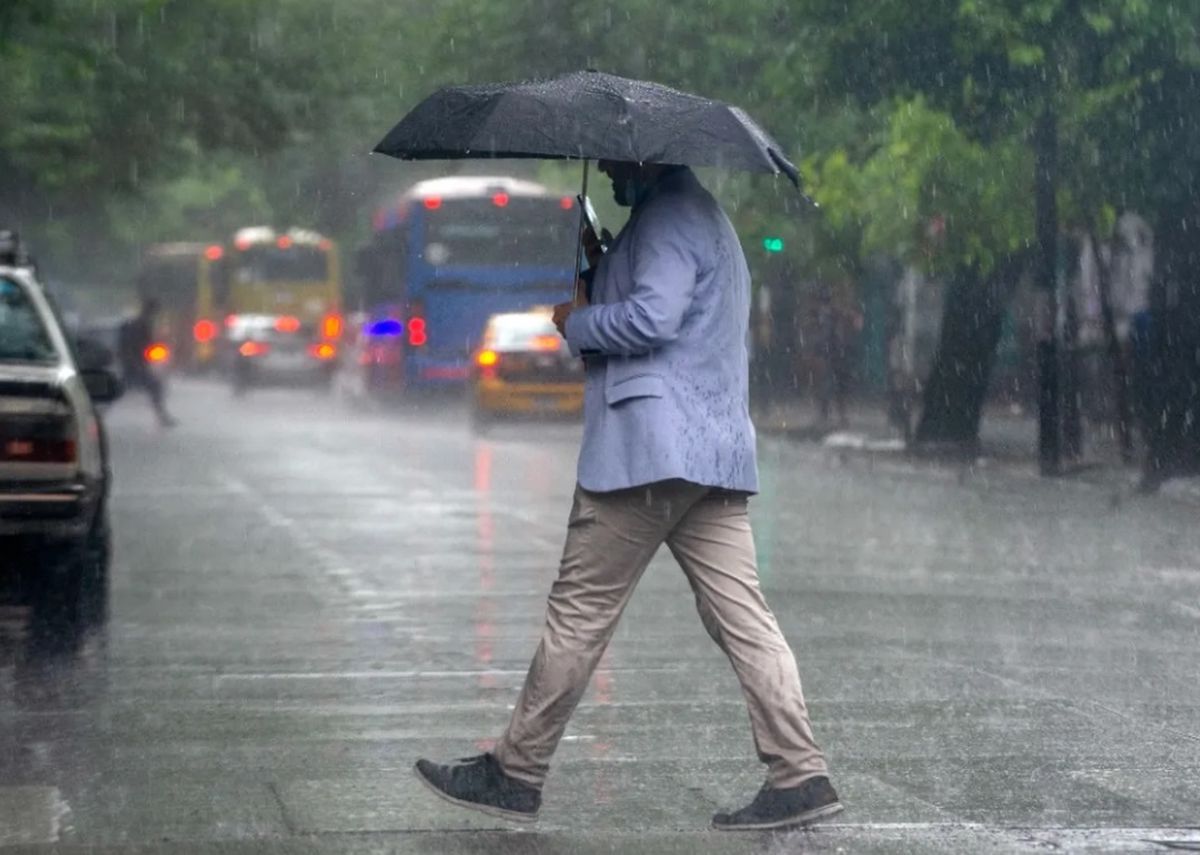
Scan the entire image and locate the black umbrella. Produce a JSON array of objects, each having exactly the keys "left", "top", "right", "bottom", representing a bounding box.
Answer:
[
  {"left": 373, "top": 69, "right": 800, "bottom": 187},
  {"left": 373, "top": 70, "right": 806, "bottom": 298}
]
